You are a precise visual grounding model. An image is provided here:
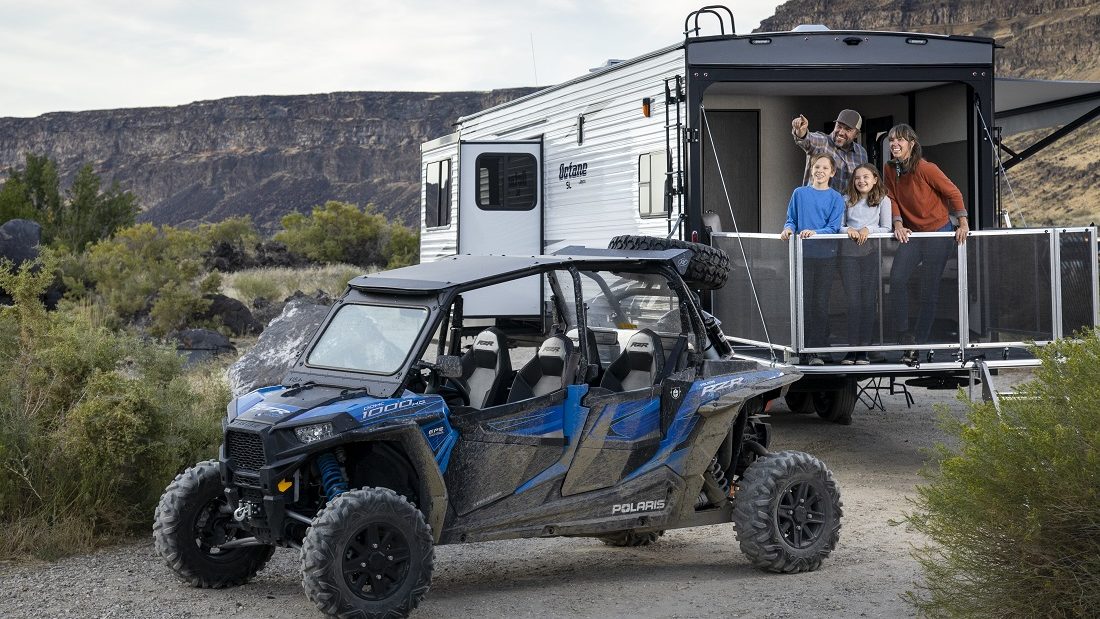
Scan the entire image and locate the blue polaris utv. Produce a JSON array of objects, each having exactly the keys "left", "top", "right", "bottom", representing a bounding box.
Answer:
[{"left": 153, "top": 244, "right": 842, "bottom": 618}]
